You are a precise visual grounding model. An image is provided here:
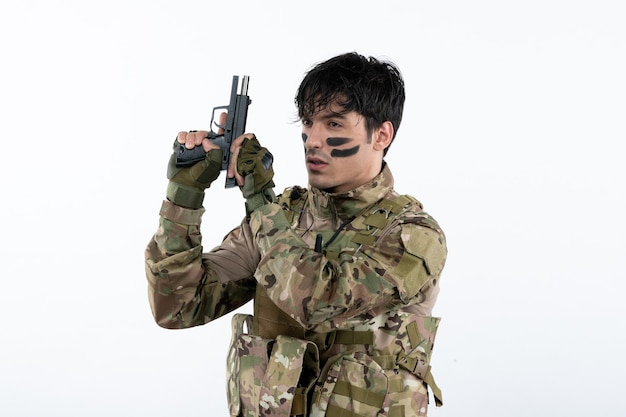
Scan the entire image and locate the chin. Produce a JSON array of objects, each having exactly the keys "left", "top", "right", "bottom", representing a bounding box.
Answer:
[{"left": 308, "top": 178, "right": 333, "bottom": 191}]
